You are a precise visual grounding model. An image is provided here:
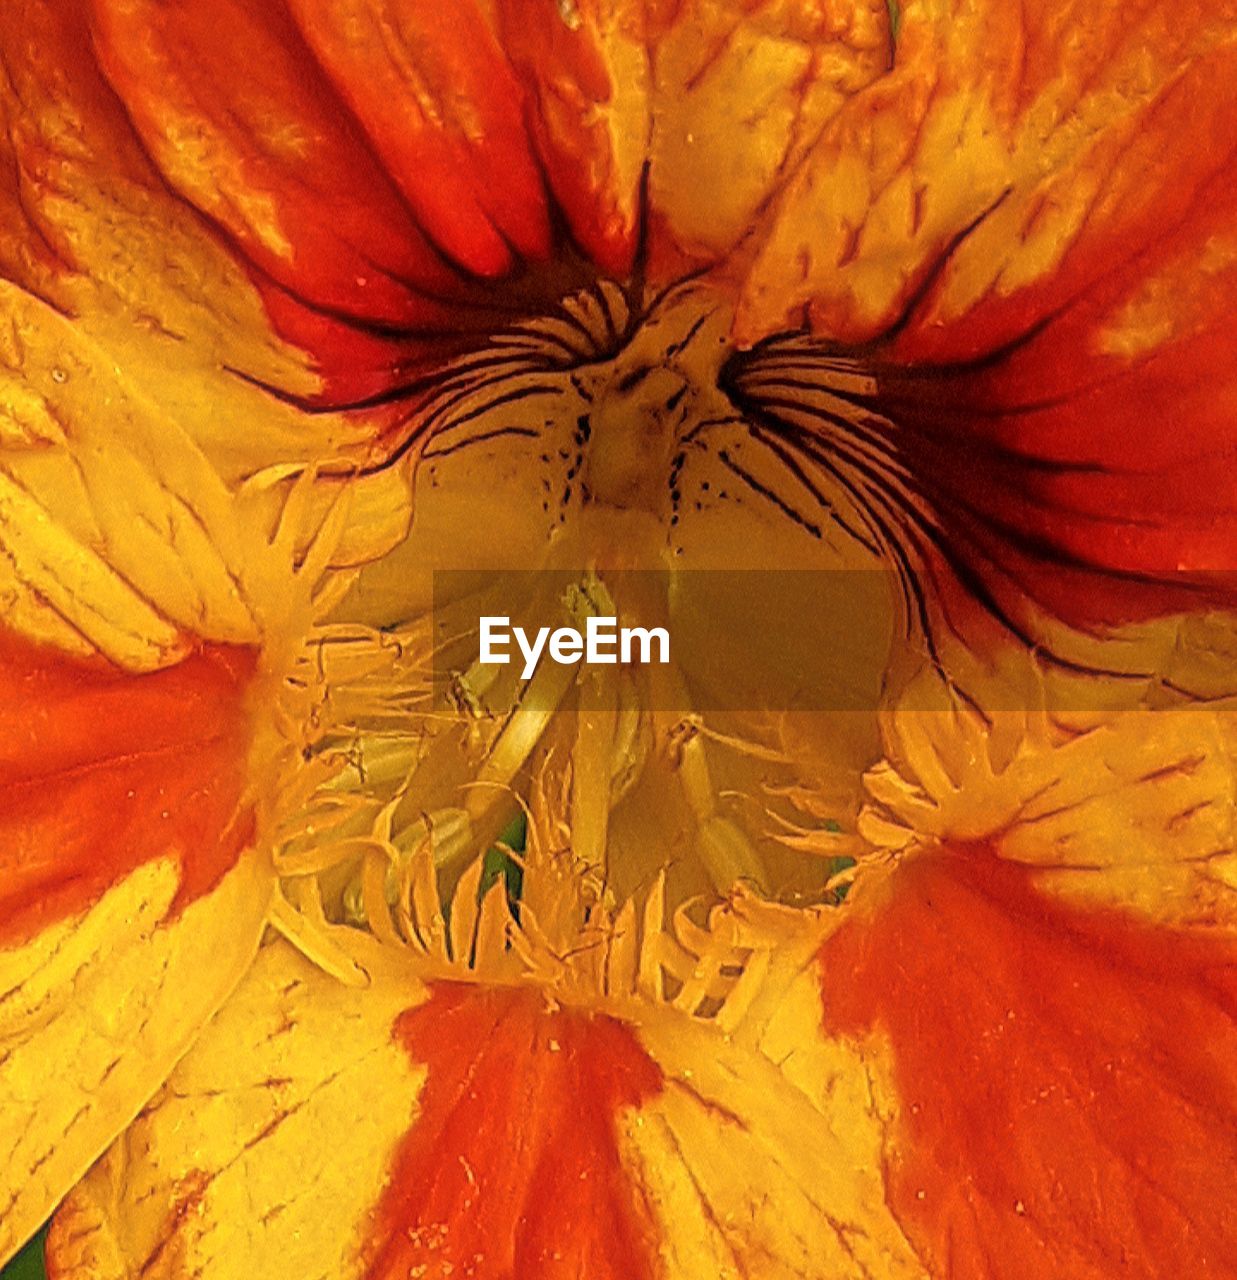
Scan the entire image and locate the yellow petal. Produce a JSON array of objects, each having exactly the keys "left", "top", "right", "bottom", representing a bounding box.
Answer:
[
  {"left": 48, "top": 941, "right": 424, "bottom": 1280},
  {"left": 47, "top": 894, "right": 927, "bottom": 1279},
  {"left": 0, "top": 857, "right": 271, "bottom": 1266},
  {"left": 0, "top": 269, "right": 354, "bottom": 1263},
  {"left": 648, "top": 0, "right": 892, "bottom": 262}
]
